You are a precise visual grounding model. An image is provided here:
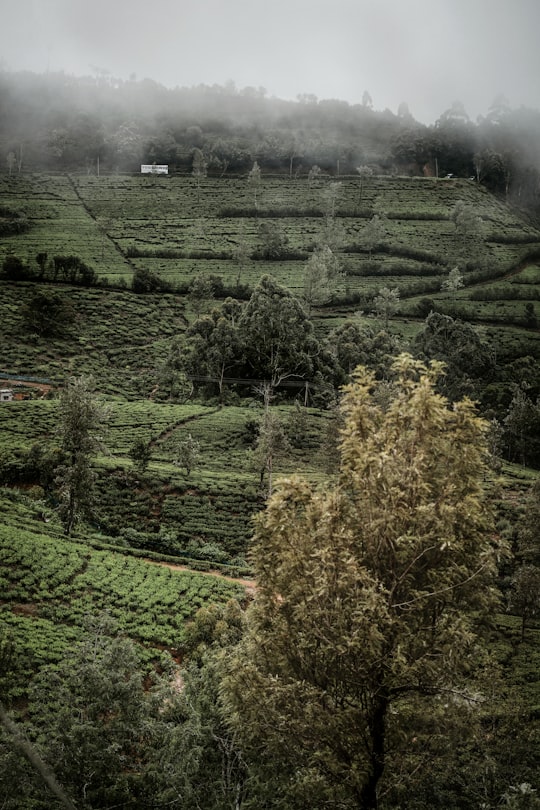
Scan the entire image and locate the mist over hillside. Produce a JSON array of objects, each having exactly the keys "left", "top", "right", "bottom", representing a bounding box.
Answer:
[
  {"left": 1, "top": 69, "right": 540, "bottom": 220},
  {"left": 1, "top": 43, "right": 540, "bottom": 808}
]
